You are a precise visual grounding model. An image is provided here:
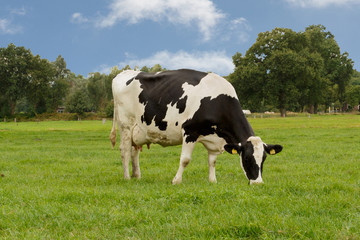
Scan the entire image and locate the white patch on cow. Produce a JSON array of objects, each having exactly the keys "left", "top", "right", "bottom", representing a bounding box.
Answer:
[
  {"left": 163, "top": 102, "right": 185, "bottom": 124},
  {"left": 247, "top": 136, "right": 264, "bottom": 184},
  {"left": 113, "top": 70, "right": 144, "bottom": 128},
  {"left": 132, "top": 111, "right": 183, "bottom": 147},
  {"left": 250, "top": 178, "right": 263, "bottom": 185},
  {"left": 179, "top": 73, "right": 238, "bottom": 119},
  {"left": 182, "top": 73, "right": 237, "bottom": 100},
  {"left": 237, "top": 143, "right": 247, "bottom": 177}
]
